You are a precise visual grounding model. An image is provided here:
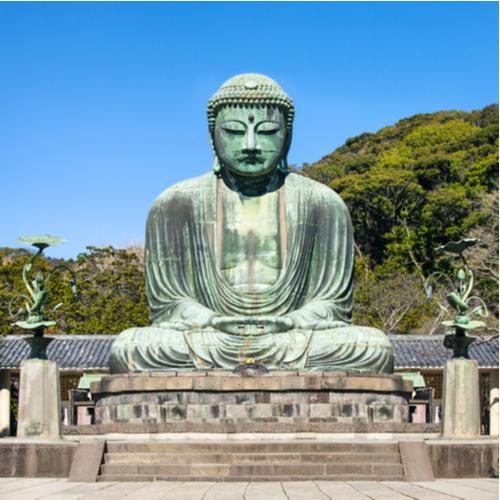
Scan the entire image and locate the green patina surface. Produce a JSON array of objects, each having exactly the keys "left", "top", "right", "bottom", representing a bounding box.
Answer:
[
  {"left": 426, "top": 238, "right": 489, "bottom": 359},
  {"left": 401, "top": 372, "right": 426, "bottom": 388},
  {"left": 11, "top": 235, "right": 76, "bottom": 359},
  {"left": 109, "top": 74, "right": 394, "bottom": 374},
  {"left": 78, "top": 373, "right": 105, "bottom": 390}
]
